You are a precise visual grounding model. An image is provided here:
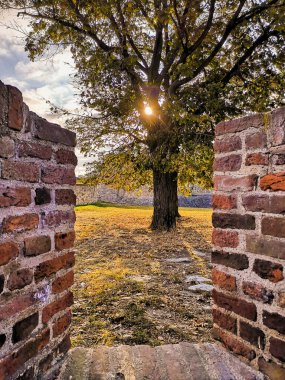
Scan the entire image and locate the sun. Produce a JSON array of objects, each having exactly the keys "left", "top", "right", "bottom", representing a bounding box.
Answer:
[{"left": 144, "top": 106, "right": 153, "bottom": 116}]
